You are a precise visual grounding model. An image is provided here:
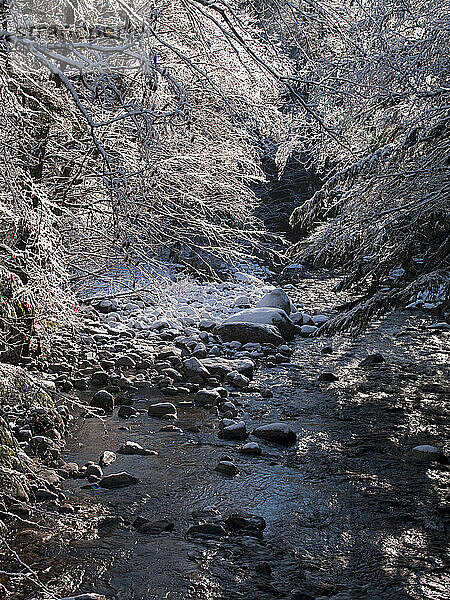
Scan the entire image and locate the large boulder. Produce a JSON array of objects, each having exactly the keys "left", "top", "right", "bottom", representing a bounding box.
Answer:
[
  {"left": 256, "top": 288, "right": 291, "bottom": 315},
  {"left": 222, "top": 308, "right": 295, "bottom": 340},
  {"left": 214, "top": 322, "right": 282, "bottom": 346},
  {"left": 200, "top": 357, "right": 254, "bottom": 379}
]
